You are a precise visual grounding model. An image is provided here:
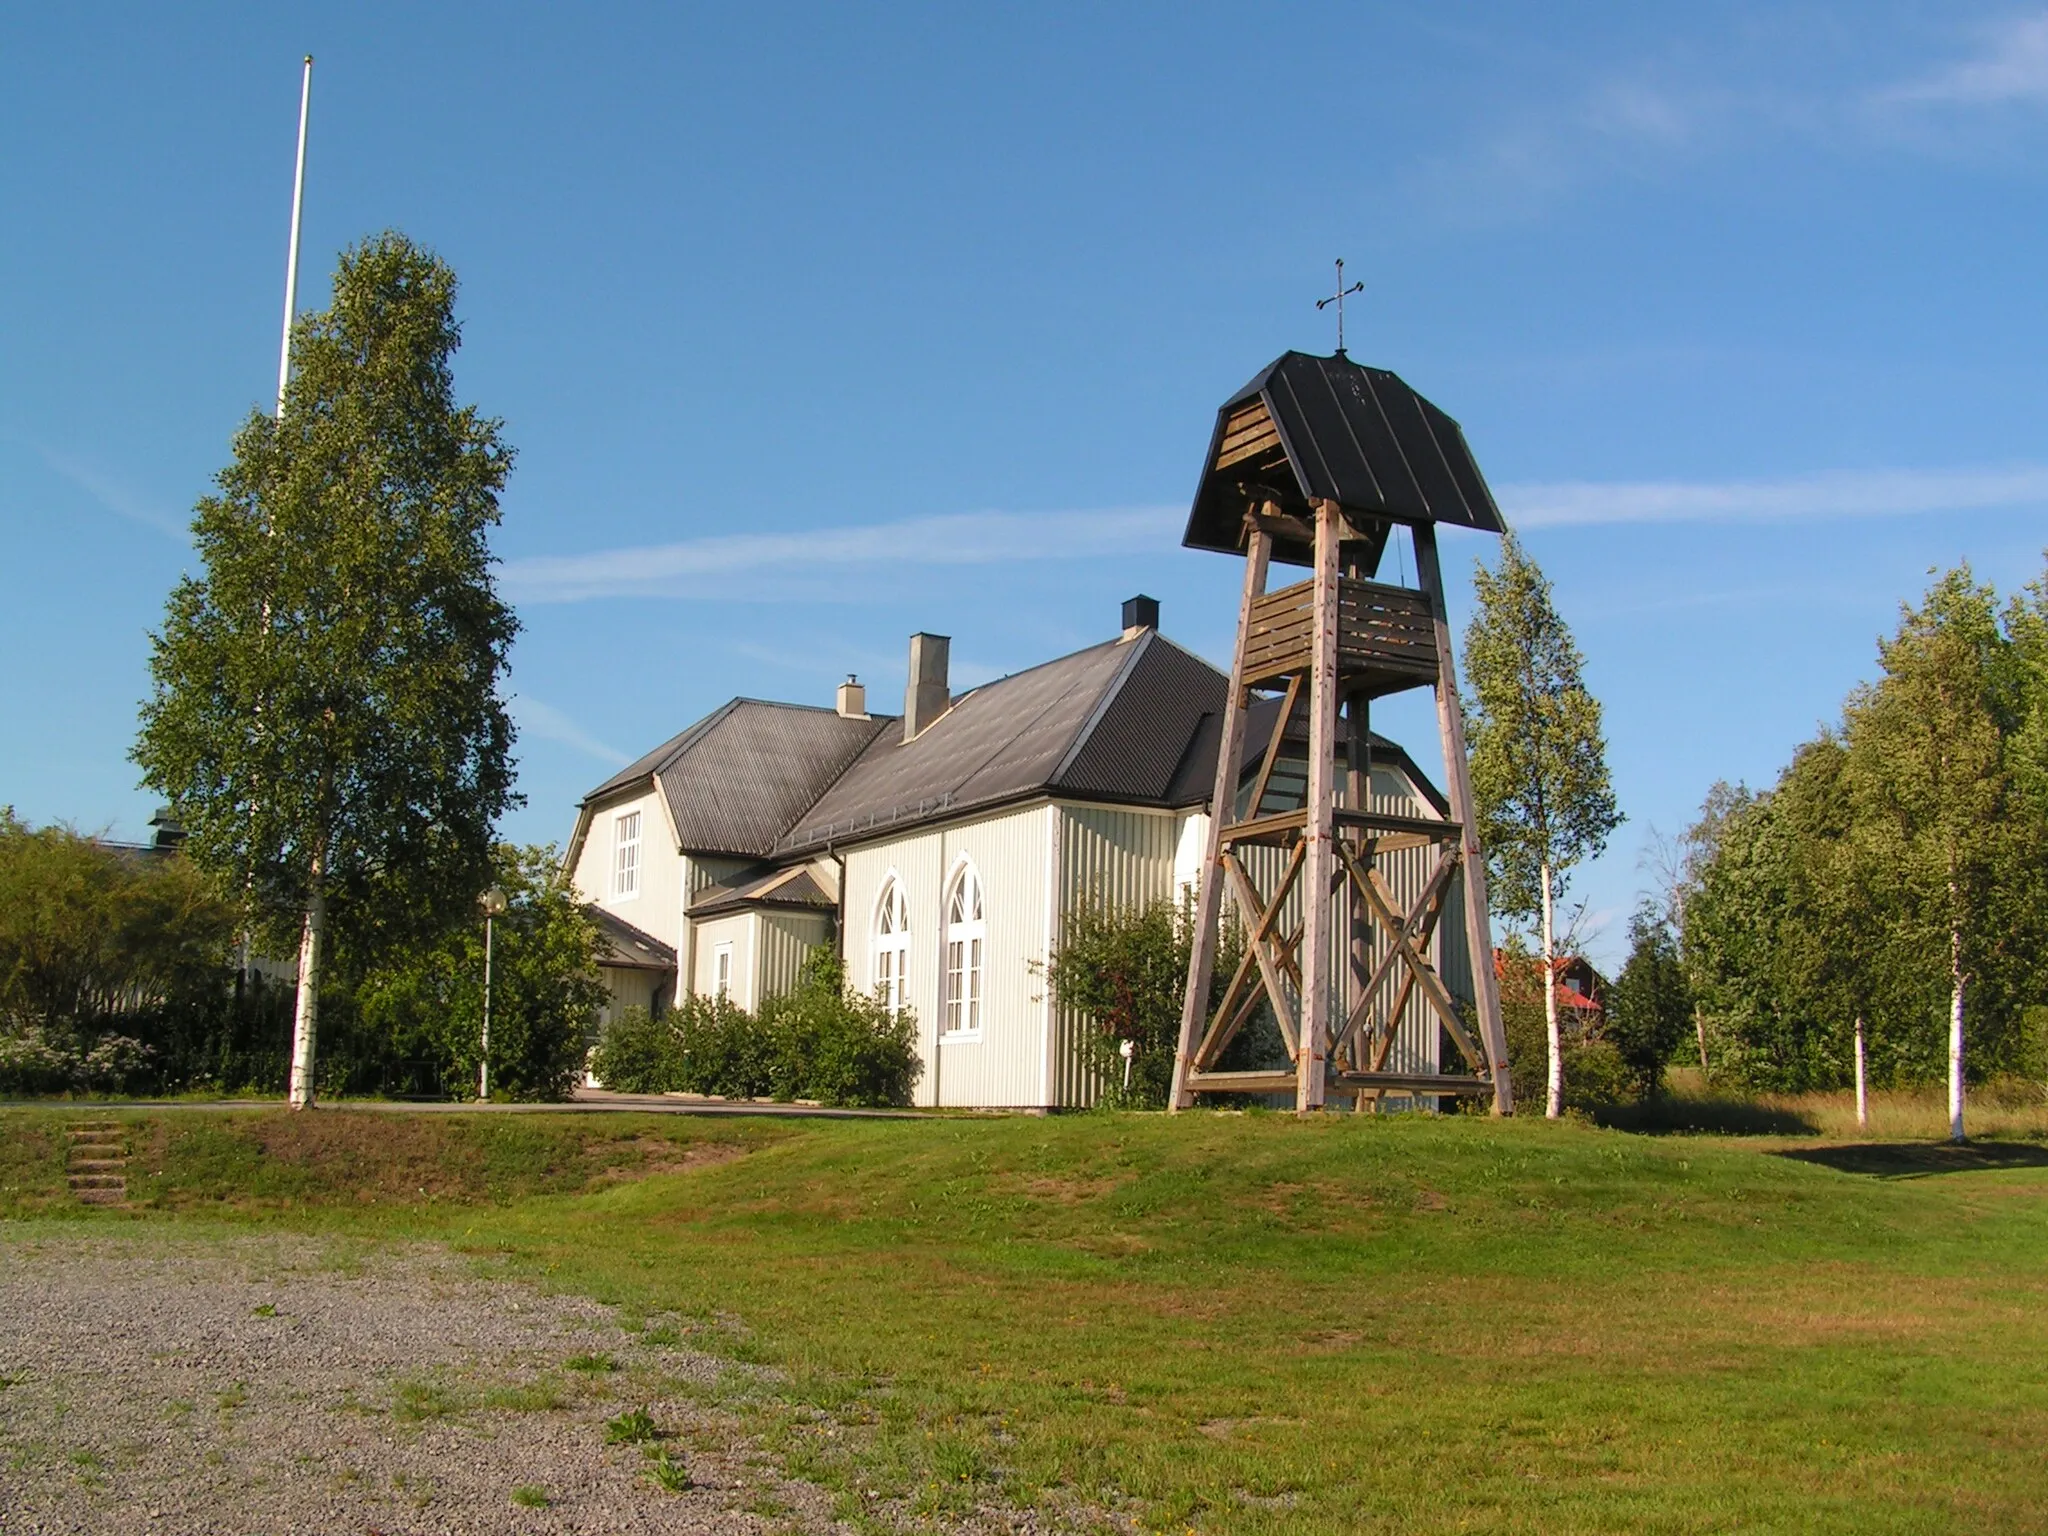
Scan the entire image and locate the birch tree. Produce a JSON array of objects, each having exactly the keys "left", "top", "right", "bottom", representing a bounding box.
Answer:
[
  {"left": 134, "top": 232, "right": 518, "bottom": 1109},
  {"left": 1463, "top": 533, "right": 1621, "bottom": 1117},
  {"left": 1841, "top": 569, "right": 2013, "bottom": 1142}
]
